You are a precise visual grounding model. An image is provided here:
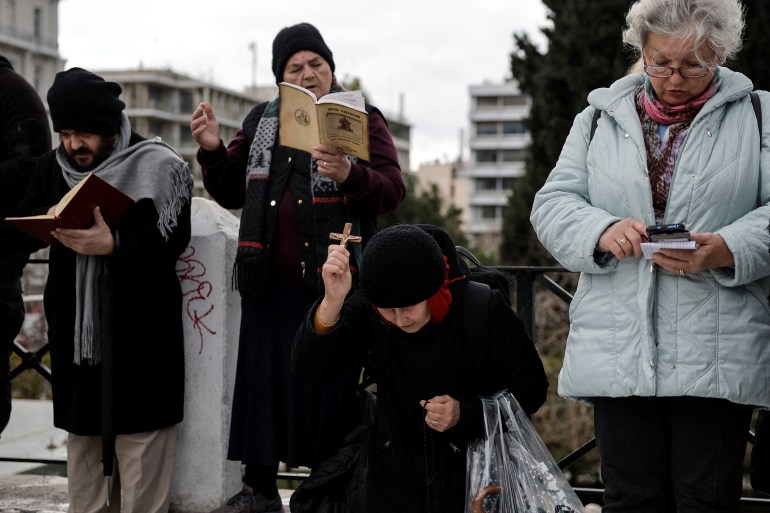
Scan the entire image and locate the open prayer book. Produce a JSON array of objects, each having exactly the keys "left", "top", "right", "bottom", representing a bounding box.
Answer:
[
  {"left": 4, "top": 173, "right": 134, "bottom": 245},
  {"left": 640, "top": 240, "right": 698, "bottom": 259},
  {"left": 278, "top": 82, "right": 370, "bottom": 160}
]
